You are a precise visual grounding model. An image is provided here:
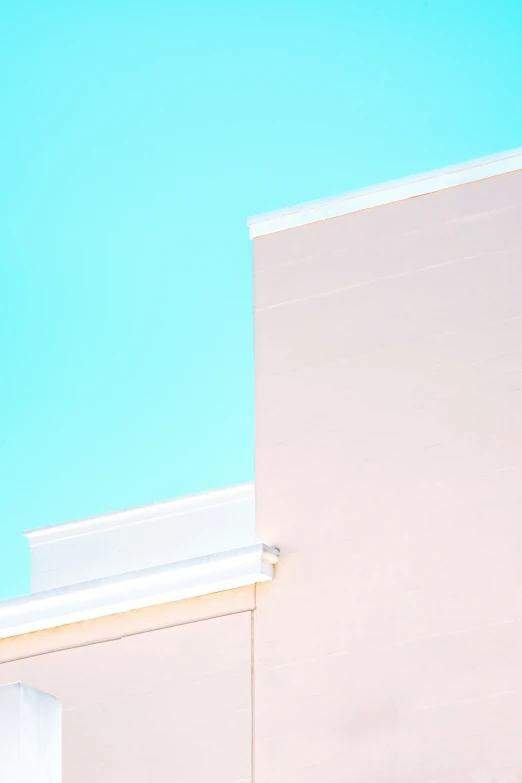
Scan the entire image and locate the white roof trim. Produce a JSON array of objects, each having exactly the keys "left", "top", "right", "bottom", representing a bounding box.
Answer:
[
  {"left": 24, "top": 482, "right": 254, "bottom": 544},
  {"left": 0, "top": 544, "right": 279, "bottom": 640},
  {"left": 247, "top": 146, "right": 522, "bottom": 238}
]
